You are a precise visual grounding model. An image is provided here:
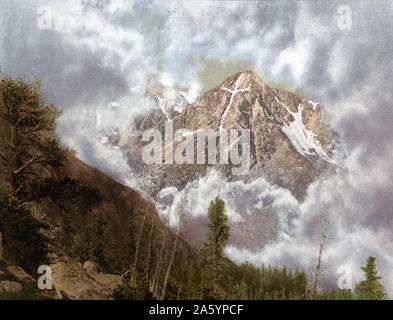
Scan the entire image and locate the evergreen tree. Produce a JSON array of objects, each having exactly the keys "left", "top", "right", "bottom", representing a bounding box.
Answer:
[
  {"left": 0, "top": 77, "right": 63, "bottom": 196},
  {"left": 201, "top": 197, "right": 230, "bottom": 299},
  {"left": 231, "top": 279, "right": 249, "bottom": 300},
  {"left": 112, "top": 271, "right": 154, "bottom": 300},
  {"left": 0, "top": 77, "right": 62, "bottom": 273},
  {"left": 355, "top": 256, "right": 387, "bottom": 300},
  {"left": 0, "top": 188, "right": 48, "bottom": 273}
]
